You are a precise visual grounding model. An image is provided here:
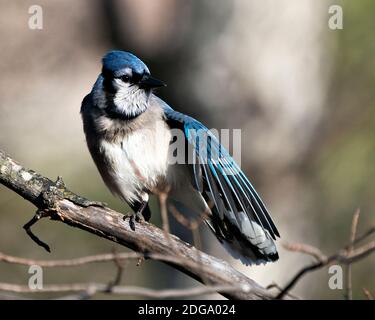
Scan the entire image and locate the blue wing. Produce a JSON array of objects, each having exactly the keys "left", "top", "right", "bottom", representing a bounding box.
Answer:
[{"left": 159, "top": 98, "right": 280, "bottom": 241}]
